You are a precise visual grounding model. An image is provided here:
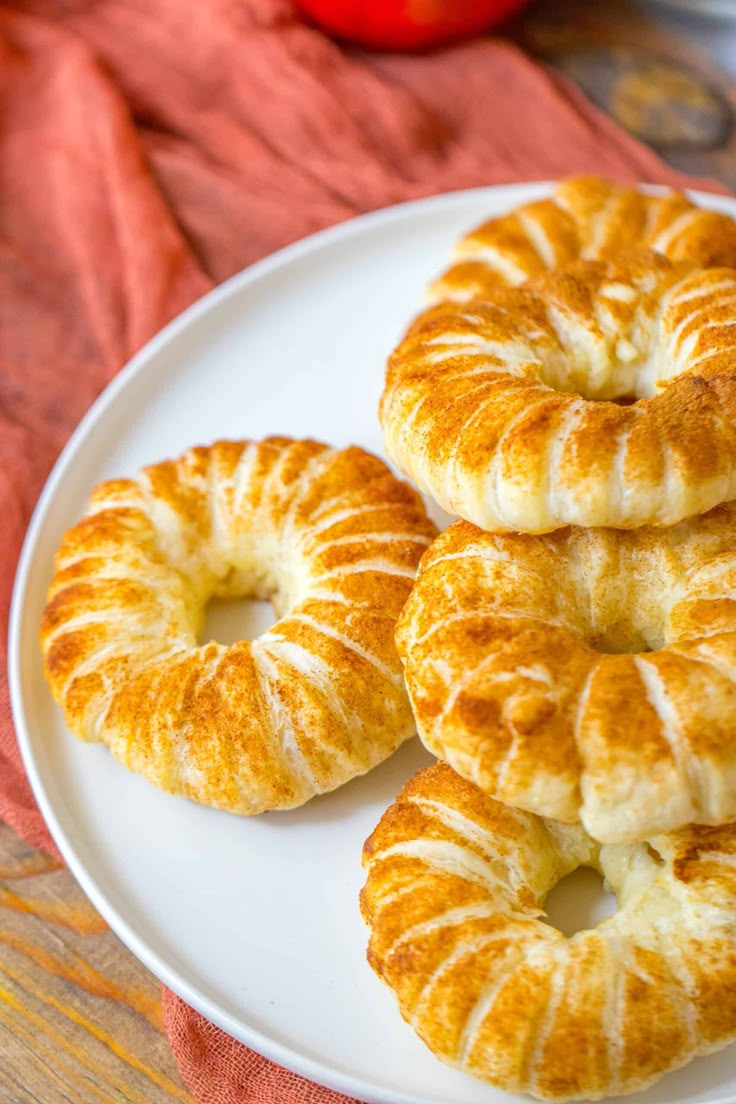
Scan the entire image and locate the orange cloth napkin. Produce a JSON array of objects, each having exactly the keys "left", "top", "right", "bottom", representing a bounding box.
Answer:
[{"left": 0, "top": 1, "right": 726, "bottom": 1101}]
